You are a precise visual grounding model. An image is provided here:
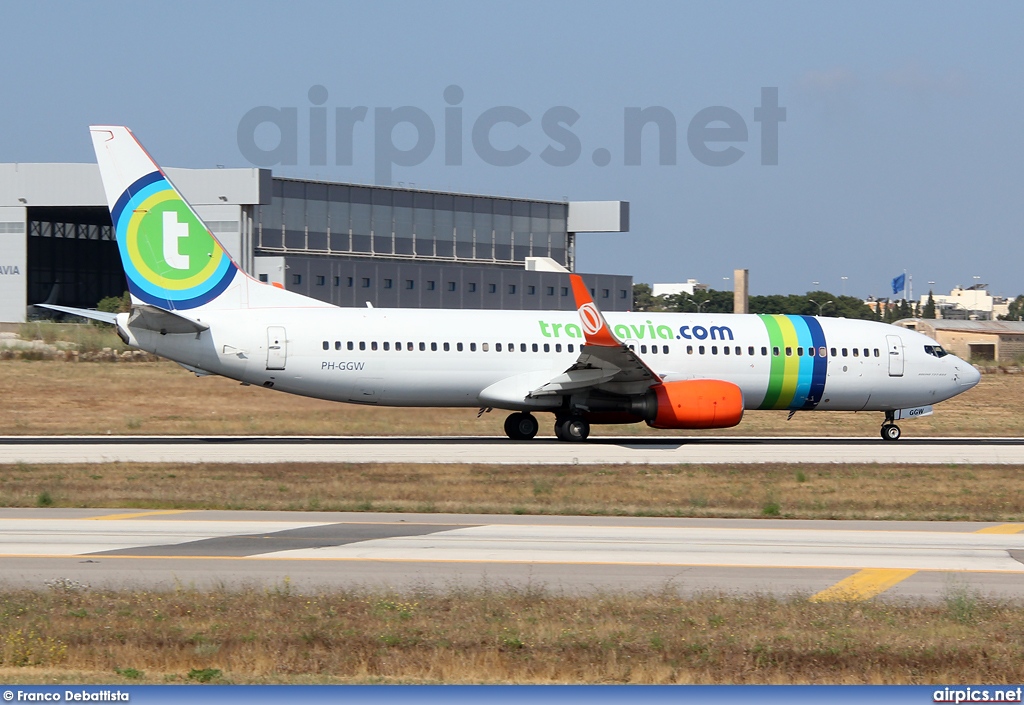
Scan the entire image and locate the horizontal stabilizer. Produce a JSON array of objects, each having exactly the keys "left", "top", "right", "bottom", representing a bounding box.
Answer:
[
  {"left": 35, "top": 304, "right": 118, "bottom": 325},
  {"left": 127, "top": 305, "right": 210, "bottom": 335}
]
